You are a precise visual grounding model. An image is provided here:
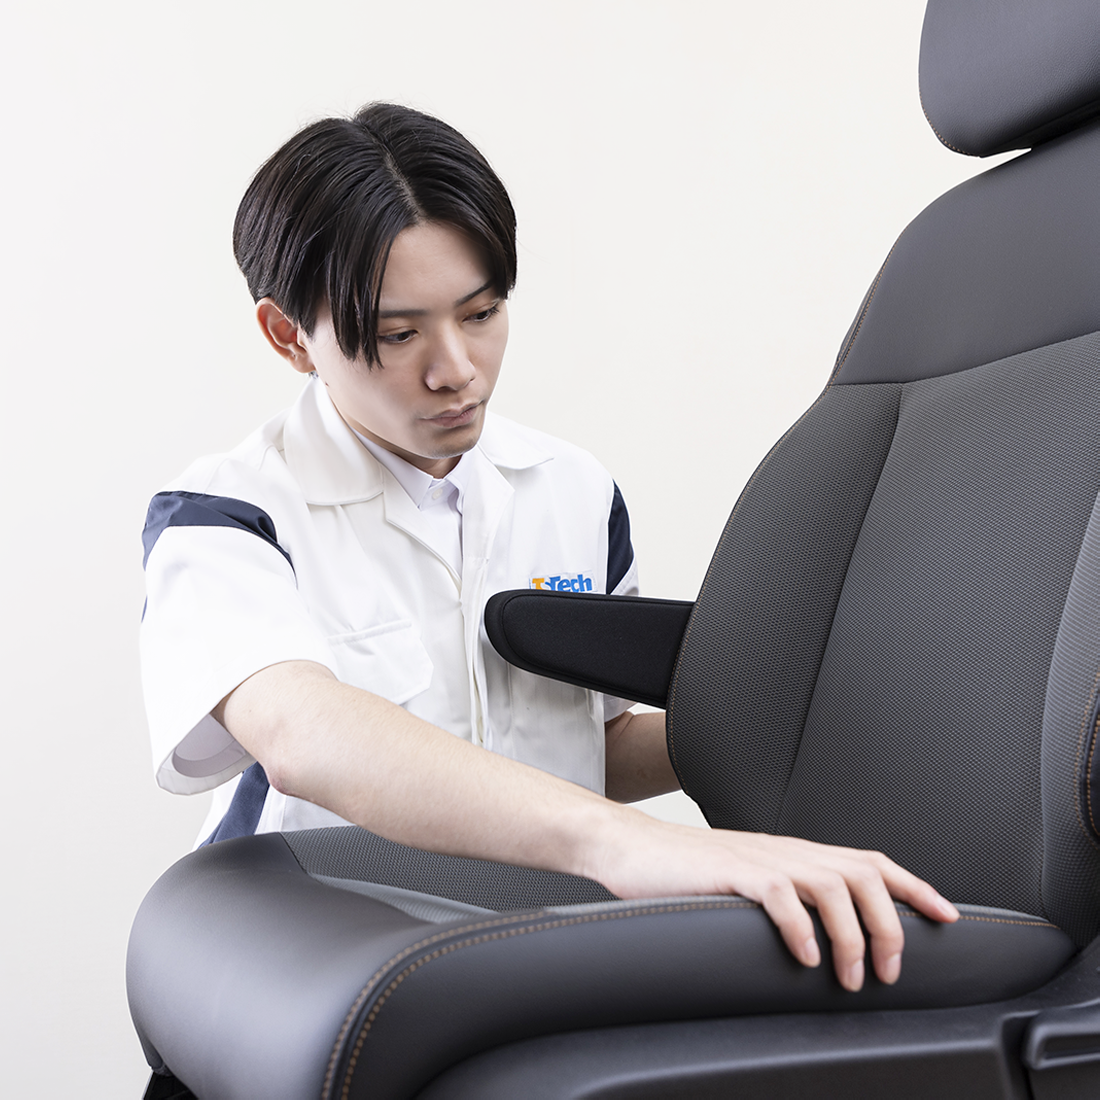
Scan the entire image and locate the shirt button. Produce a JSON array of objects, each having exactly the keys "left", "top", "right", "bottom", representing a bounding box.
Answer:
[{"left": 431, "top": 487, "right": 444, "bottom": 501}]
